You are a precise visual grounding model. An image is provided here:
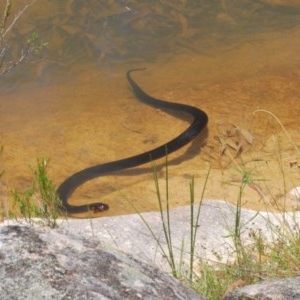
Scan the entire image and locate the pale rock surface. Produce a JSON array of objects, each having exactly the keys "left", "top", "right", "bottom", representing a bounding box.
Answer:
[
  {"left": 0, "top": 225, "right": 204, "bottom": 300},
  {"left": 223, "top": 276, "right": 300, "bottom": 300}
]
